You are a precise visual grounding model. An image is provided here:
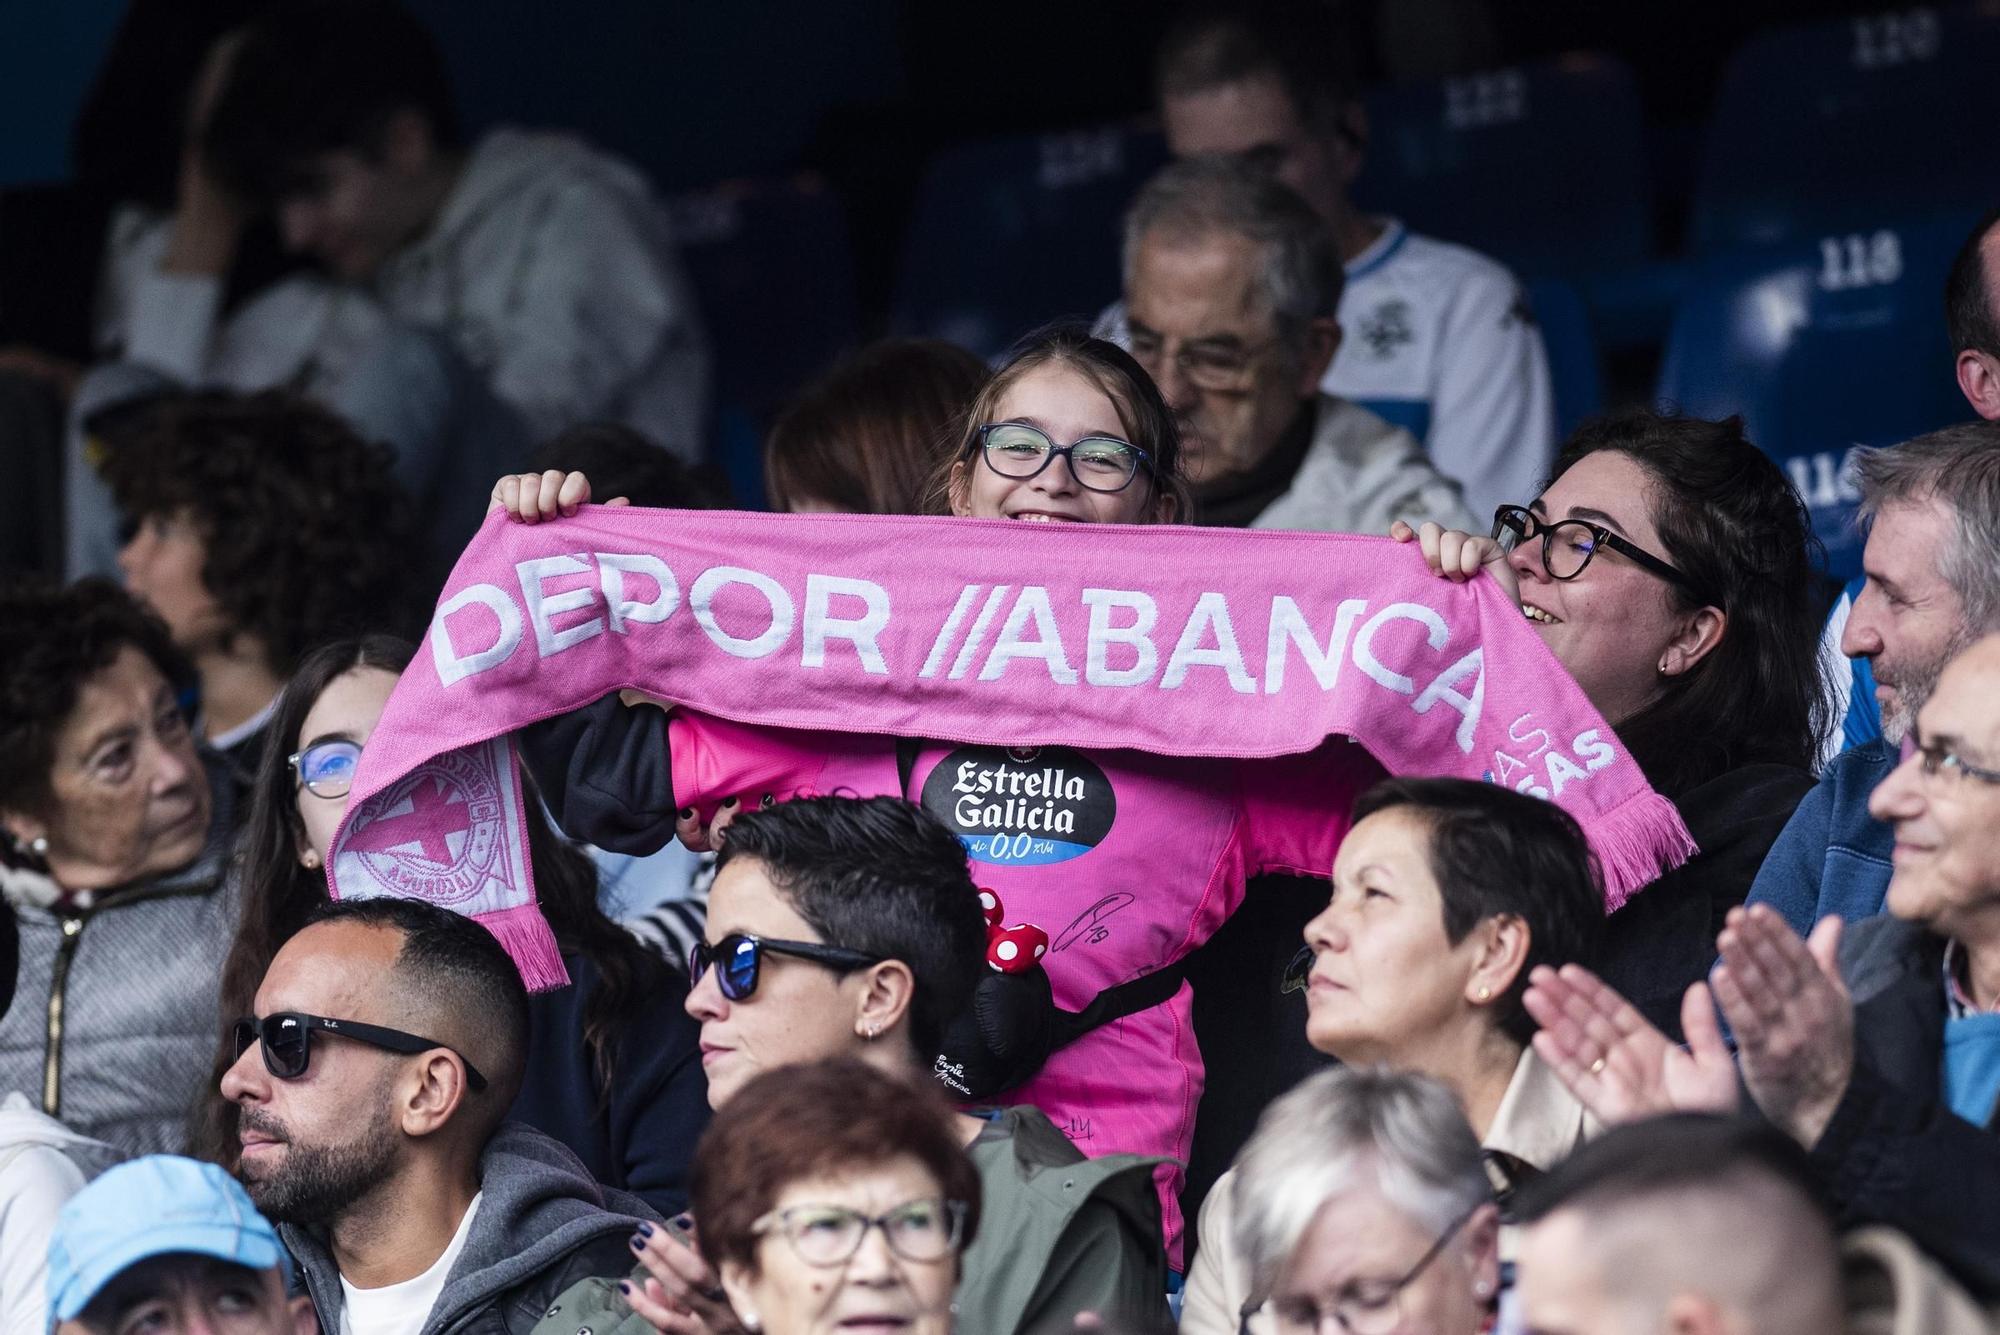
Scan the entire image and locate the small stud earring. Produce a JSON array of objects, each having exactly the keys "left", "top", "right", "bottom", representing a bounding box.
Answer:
[
  {"left": 301, "top": 849, "right": 321, "bottom": 870},
  {"left": 1475, "top": 1281, "right": 1492, "bottom": 1299},
  {"left": 1475, "top": 986, "right": 1492, "bottom": 1003},
  {"left": 862, "top": 1023, "right": 878, "bottom": 1040},
  {"left": 28, "top": 836, "right": 49, "bottom": 858}
]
